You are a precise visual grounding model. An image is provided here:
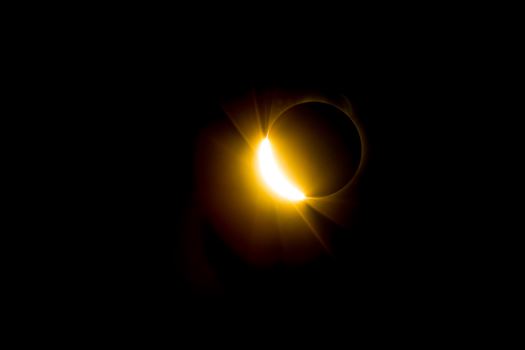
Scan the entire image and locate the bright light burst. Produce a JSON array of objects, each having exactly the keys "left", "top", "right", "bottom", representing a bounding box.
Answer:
[{"left": 258, "top": 138, "right": 305, "bottom": 201}]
